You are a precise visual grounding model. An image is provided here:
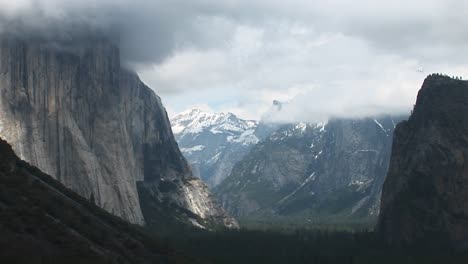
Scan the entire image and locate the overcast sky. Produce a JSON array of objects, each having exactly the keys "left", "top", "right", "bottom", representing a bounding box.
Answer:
[{"left": 1, "top": 0, "right": 468, "bottom": 122}]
